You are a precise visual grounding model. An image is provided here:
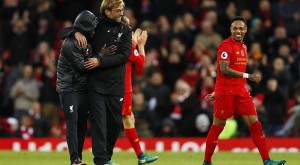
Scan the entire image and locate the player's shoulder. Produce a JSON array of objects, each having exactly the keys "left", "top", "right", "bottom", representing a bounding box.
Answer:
[
  {"left": 220, "top": 37, "right": 233, "bottom": 46},
  {"left": 218, "top": 38, "right": 233, "bottom": 50},
  {"left": 62, "top": 37, "right": 80, "bottom": 51},
  {"left": 120, "top": 22, "right": 132, "bottom": 33},
  {"left": 242, "top": 43, "right": 247, "bottom": 49}
]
